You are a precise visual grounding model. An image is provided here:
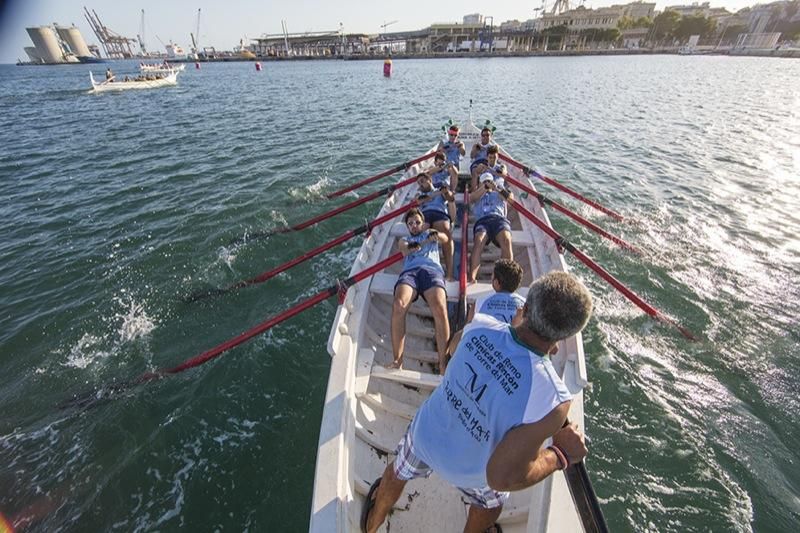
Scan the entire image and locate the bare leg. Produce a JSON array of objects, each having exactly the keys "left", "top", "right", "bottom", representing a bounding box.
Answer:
[
  {"left": 496, "top": 230, "right": 513, "bottom": 261},
  {"left": 434, "top": 219, "right": 454, "bottom": 280},
  {"left": 447, "top": 201, "right": 457, "bottom": 228},
  {"left": 463, "top": 504, "right": 503, "bottom": 533},
  {"left": 366, "top": 462, "right": 408, "bottom": 533},
  {"left": 469, "top": 232, "right": 488, "bottom": 283},
  {"left": 424, "top": 286, "right": 450, "bottom": 375},
  {"left": 446, "top": 329, "right": 464, "bottom": 362},
  {"left": 389, "top": 284, "right": 416, "bottom": 368}
]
